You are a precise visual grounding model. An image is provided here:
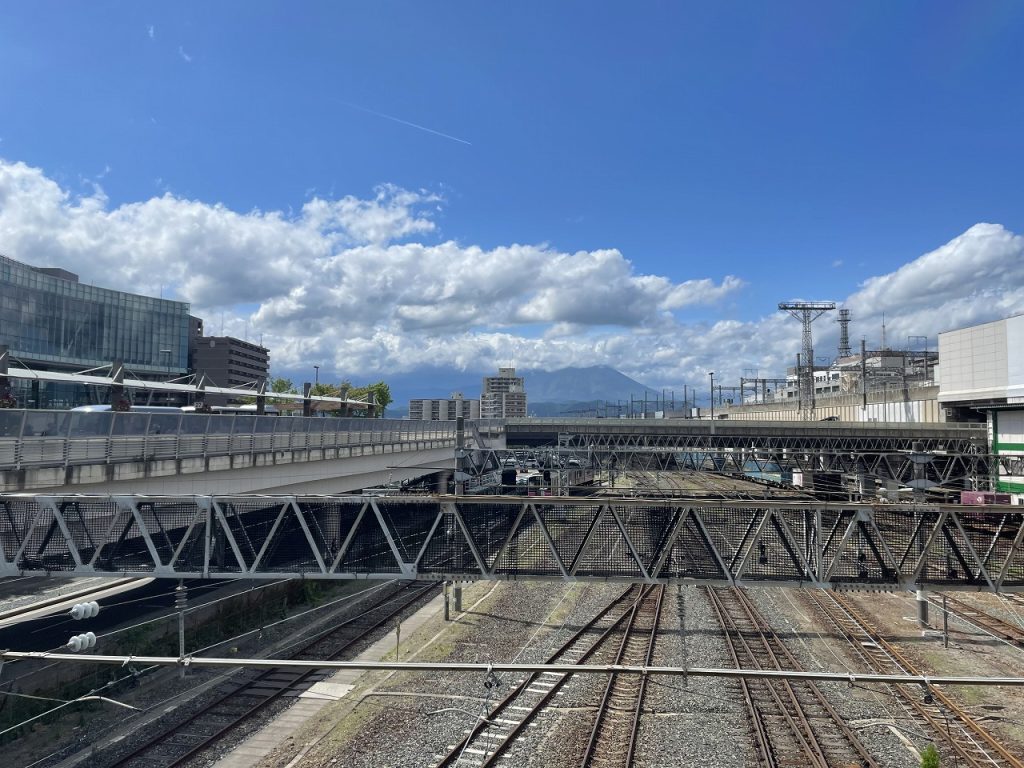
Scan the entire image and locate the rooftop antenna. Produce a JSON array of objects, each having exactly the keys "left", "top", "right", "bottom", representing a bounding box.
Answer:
[
  {"left": 881, "top": 312, "right": 887, "bottom": 350},
  {"left": 837, "top": 308, "right": 852, "bottom": 358},
  {"left": 779, "top": 300, "right": 836, "bottom": 419}
]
